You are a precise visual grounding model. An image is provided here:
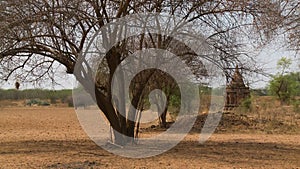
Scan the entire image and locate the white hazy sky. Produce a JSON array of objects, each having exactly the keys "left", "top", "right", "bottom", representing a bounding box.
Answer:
[
  {"left": 252, "top": 43, "right": 299, "bottom": 89},
  {"left": 0, "top": 43, "right": 299, "bottom": 90}
]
